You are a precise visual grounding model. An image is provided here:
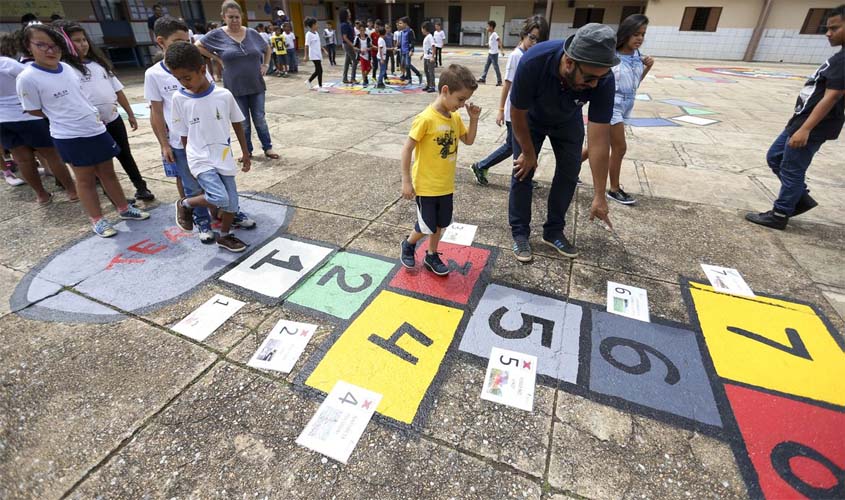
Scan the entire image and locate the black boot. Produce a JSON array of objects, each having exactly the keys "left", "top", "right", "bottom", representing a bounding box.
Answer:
[{"left": 745, "top": 210, "right": 788, "bottom": 230}]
